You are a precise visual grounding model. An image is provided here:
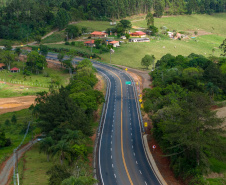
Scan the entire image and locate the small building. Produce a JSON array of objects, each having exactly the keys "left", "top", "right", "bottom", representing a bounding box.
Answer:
[
  {"left": 120, "top": 36, "right": 126, "bottom": 39},
  {"left": 105, "top": 39, "right": 115, "bottom": 45},
  {"left": 129, "top": 38, "right": 150, "bottom": 43},
  {"left": 109, "top": 41, "right": 120, "bottom": 47},
  {"left": 91, "top": 31, "right": 108, "bottom": 38},
  {"left": 84, "top": 40, "right": 95, "bottom": 47},
  {"left": 130, "top": 31, "right": 146, "bottom": 37},
  {"left": 0, "top": 63, "right": 6, "bottom": 70},
  {"left": 10, "top": 67, "right": 20, "bottom": 73}
]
